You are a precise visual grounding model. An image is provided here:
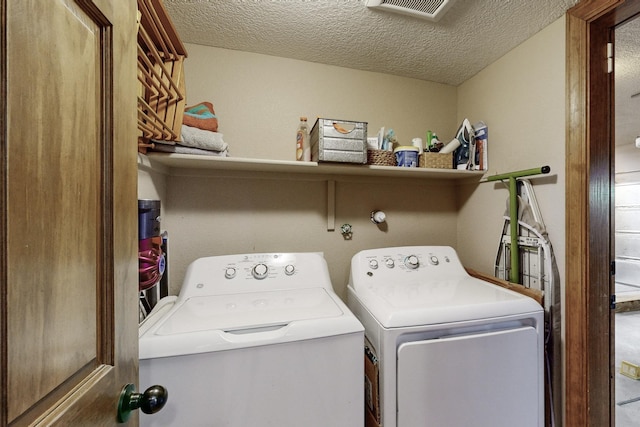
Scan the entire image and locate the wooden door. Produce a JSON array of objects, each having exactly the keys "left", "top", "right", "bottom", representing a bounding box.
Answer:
[{"left": 1, "top": 0, "right": 139, "bottom": 425}]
